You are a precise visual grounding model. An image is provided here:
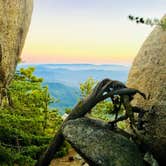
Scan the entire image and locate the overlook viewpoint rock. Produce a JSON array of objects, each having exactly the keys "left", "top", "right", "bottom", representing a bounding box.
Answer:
[
  {"left": 0, "top": 0, "right": 33, "bottom": 103},
  {"left": 62, "top": 117, "right": 144, "bottom": 166},
  {"left": 127, "top": 15, "right": 166, "bottom": 165}
]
